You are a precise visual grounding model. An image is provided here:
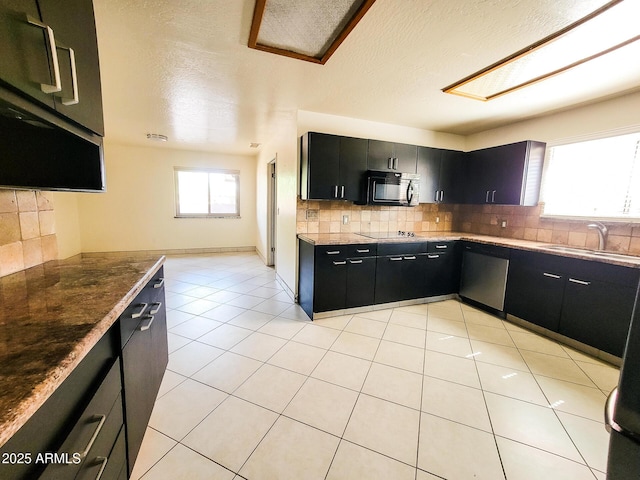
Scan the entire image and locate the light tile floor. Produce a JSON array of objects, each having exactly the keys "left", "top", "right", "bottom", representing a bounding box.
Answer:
[{"left": 132, "top": 252, "right": 618, "bottom": 480}]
